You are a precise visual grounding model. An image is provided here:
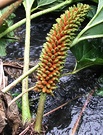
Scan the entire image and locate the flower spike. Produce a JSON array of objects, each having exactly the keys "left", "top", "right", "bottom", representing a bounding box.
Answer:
[{"left": 34, "top": 3, "right": 90, "bottom": 94}]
